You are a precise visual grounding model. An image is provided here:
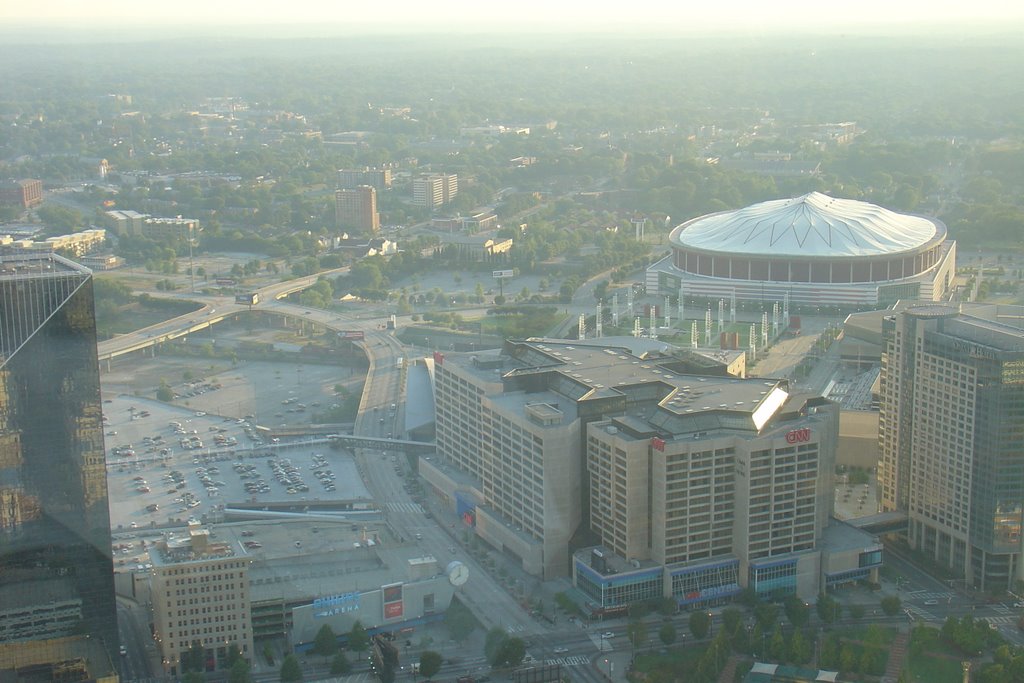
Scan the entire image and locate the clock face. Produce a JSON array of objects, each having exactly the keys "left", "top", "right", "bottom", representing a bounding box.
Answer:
[{"left": 448, "top": 562, "right": 469, "bottom": 586}]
